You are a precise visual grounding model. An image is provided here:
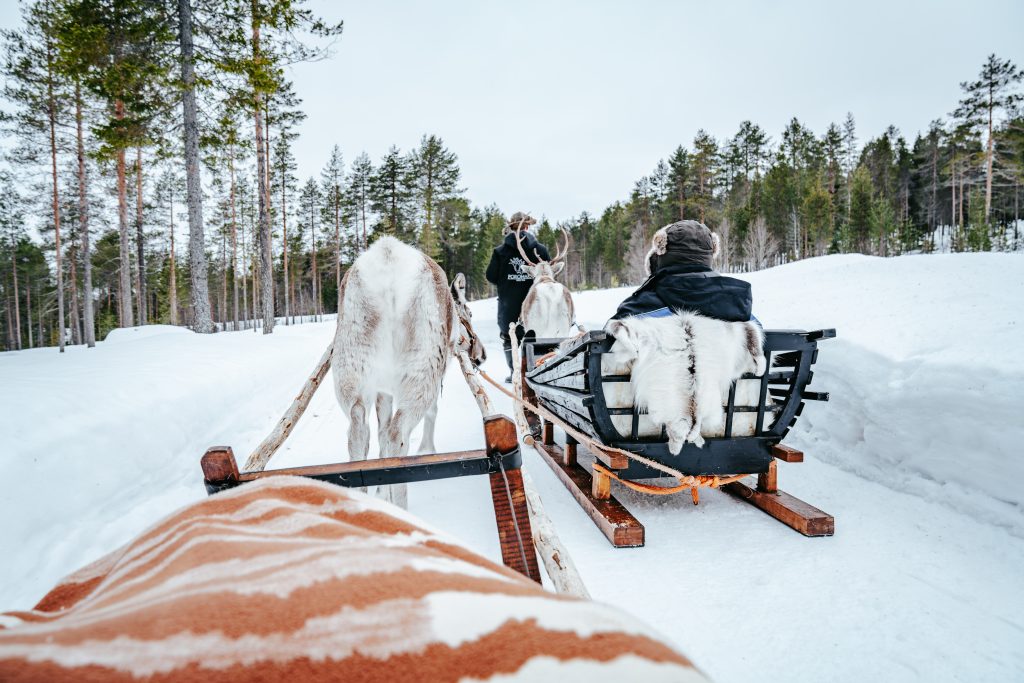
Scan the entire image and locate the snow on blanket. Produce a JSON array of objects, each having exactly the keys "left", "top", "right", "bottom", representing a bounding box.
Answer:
[{"left": 0, "top": 477, "right": 704, "bottom": 682}]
